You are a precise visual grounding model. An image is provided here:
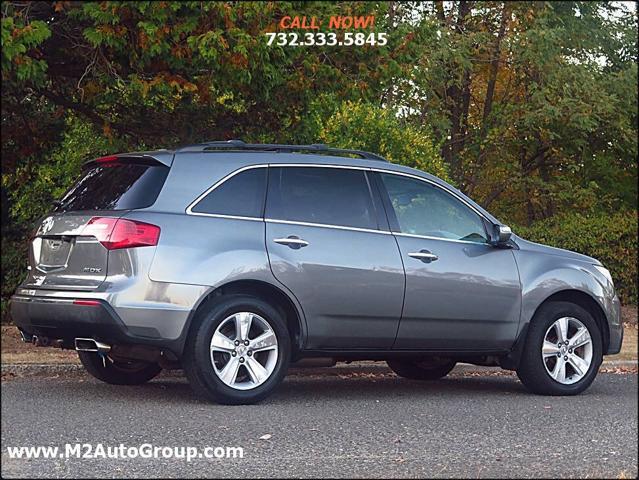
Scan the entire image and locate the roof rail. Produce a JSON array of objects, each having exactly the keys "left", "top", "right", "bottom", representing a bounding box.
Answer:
[{"left": 176, "top": 139, "right": 388, "bottom": 162}]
